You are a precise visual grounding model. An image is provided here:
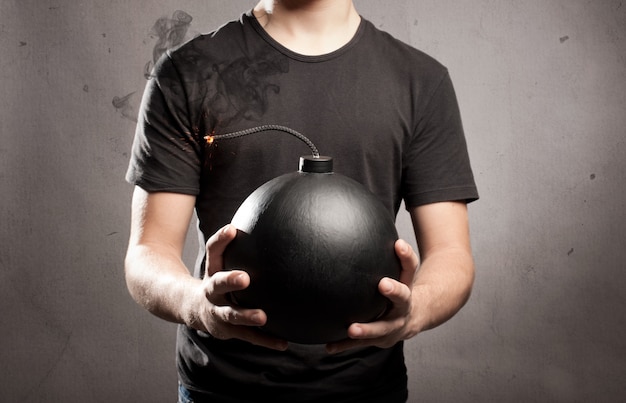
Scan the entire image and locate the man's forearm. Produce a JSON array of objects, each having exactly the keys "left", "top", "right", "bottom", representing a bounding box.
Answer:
[
  {"left": 411, "top": 247, "right": 475, "bottom": 332},
  {"left": 125, "top": 244, "right": 202, "bottom": 327}
]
